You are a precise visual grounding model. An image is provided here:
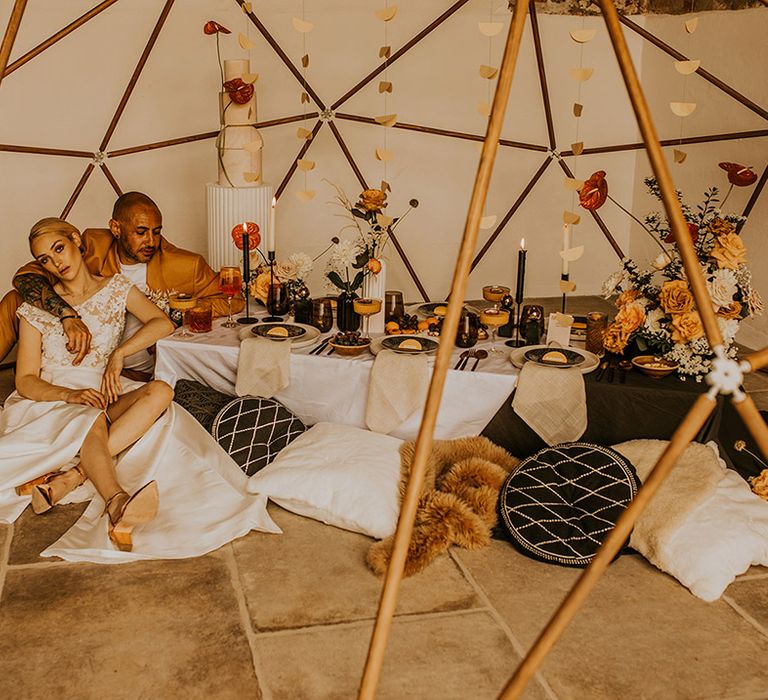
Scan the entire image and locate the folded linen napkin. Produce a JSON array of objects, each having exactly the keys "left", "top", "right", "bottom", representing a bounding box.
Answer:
[
  {"left": 366, "top": 349, "right": 429, "bottom": 435},
  {"left": 236, "top": 336, "right": 291, "bottom": 399},
  {"left": 511, "top": 363, "right": 586, "bottom": 445}
]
